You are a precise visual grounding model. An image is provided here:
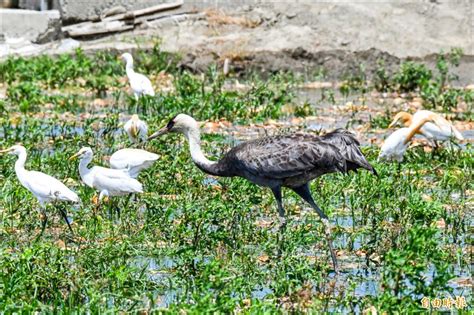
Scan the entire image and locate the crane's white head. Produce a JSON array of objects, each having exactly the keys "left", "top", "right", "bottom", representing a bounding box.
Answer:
[
  {"left": 120, "top": 52, "right": 133, "bottom": 64},
  {"left": 0, "top": 144, "right": 26, "bottom": 156},
  {"left": 148, "top": 114, "right": 198, "bottom": 140},
  {"left": 69, "top": 147, "right": 93, "bottom": 161}
]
